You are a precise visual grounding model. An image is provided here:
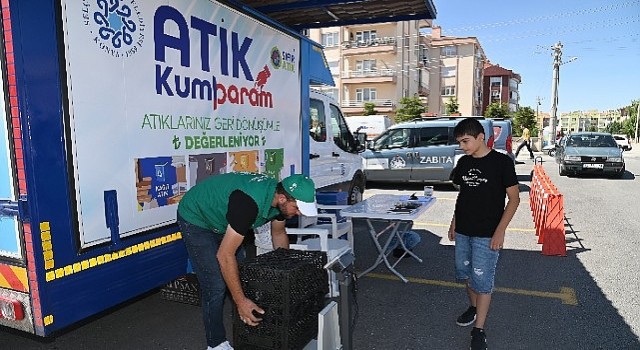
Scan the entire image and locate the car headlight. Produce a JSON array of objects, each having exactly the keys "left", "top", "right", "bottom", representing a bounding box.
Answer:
[
  {"left": 564, "top": 155, "right": 580, "bottom": 161},
  {"left": 607, "top": 157, "right": 623, "bottom": 162}
]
